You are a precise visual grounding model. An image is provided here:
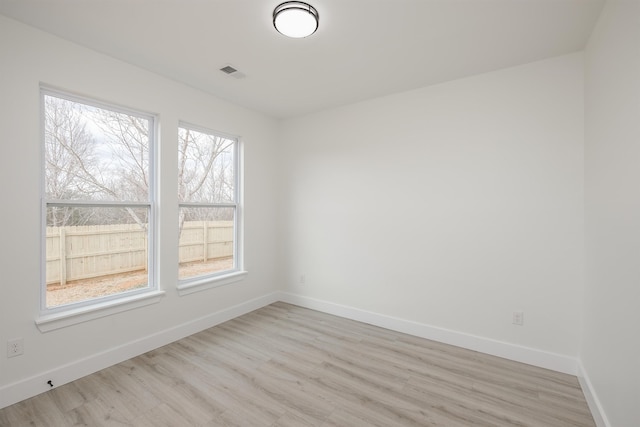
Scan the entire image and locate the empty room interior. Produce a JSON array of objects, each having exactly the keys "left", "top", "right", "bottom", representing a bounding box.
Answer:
[{"left": 0, "top": 0, "right": 638, "bottom": 425}]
